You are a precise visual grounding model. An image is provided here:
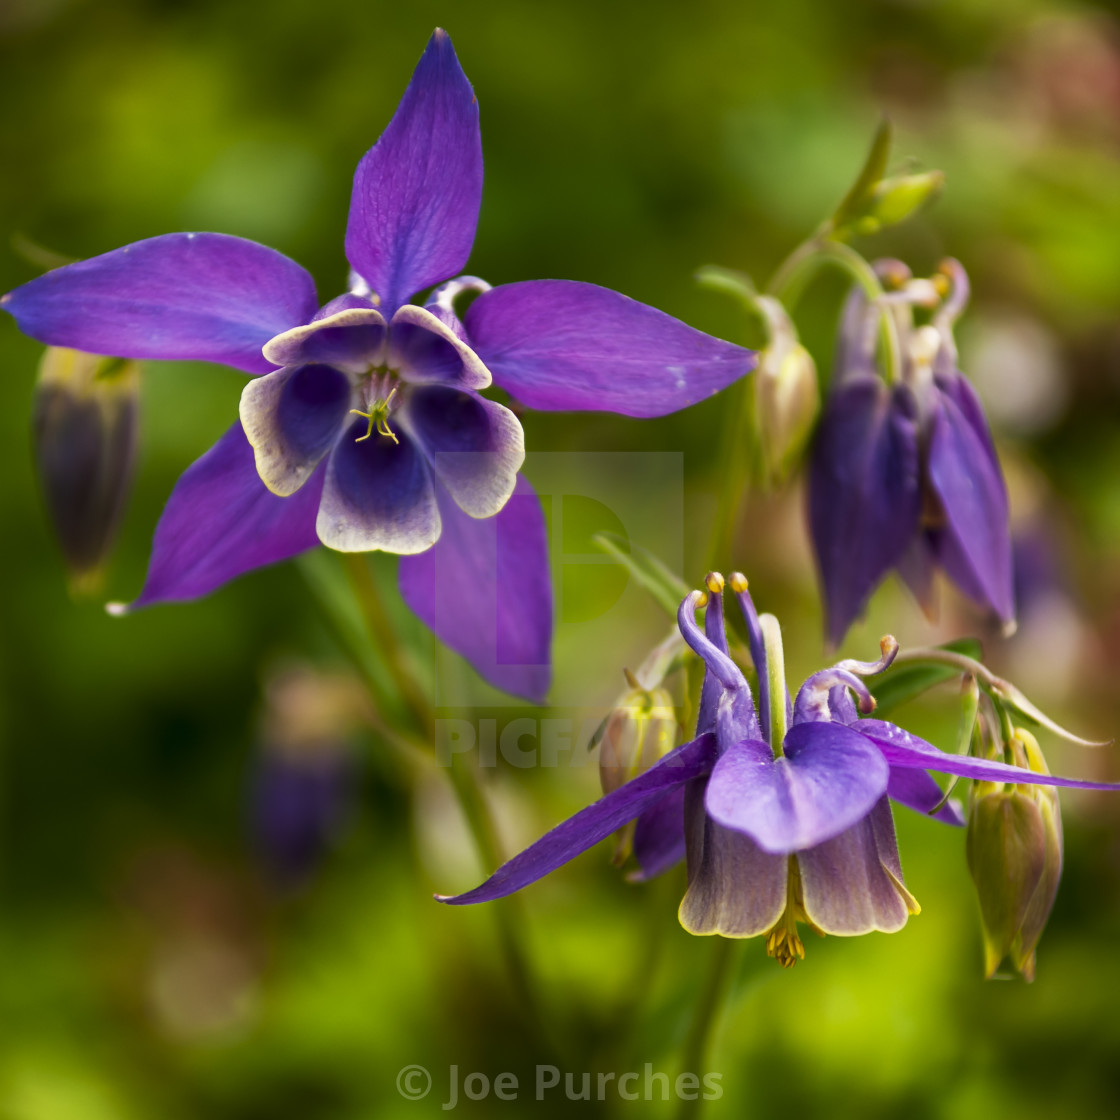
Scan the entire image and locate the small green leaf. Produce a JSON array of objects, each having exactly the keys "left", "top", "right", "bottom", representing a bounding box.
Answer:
[{"left": 592, "top": 532, "right": 689, "bottom": 618}]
